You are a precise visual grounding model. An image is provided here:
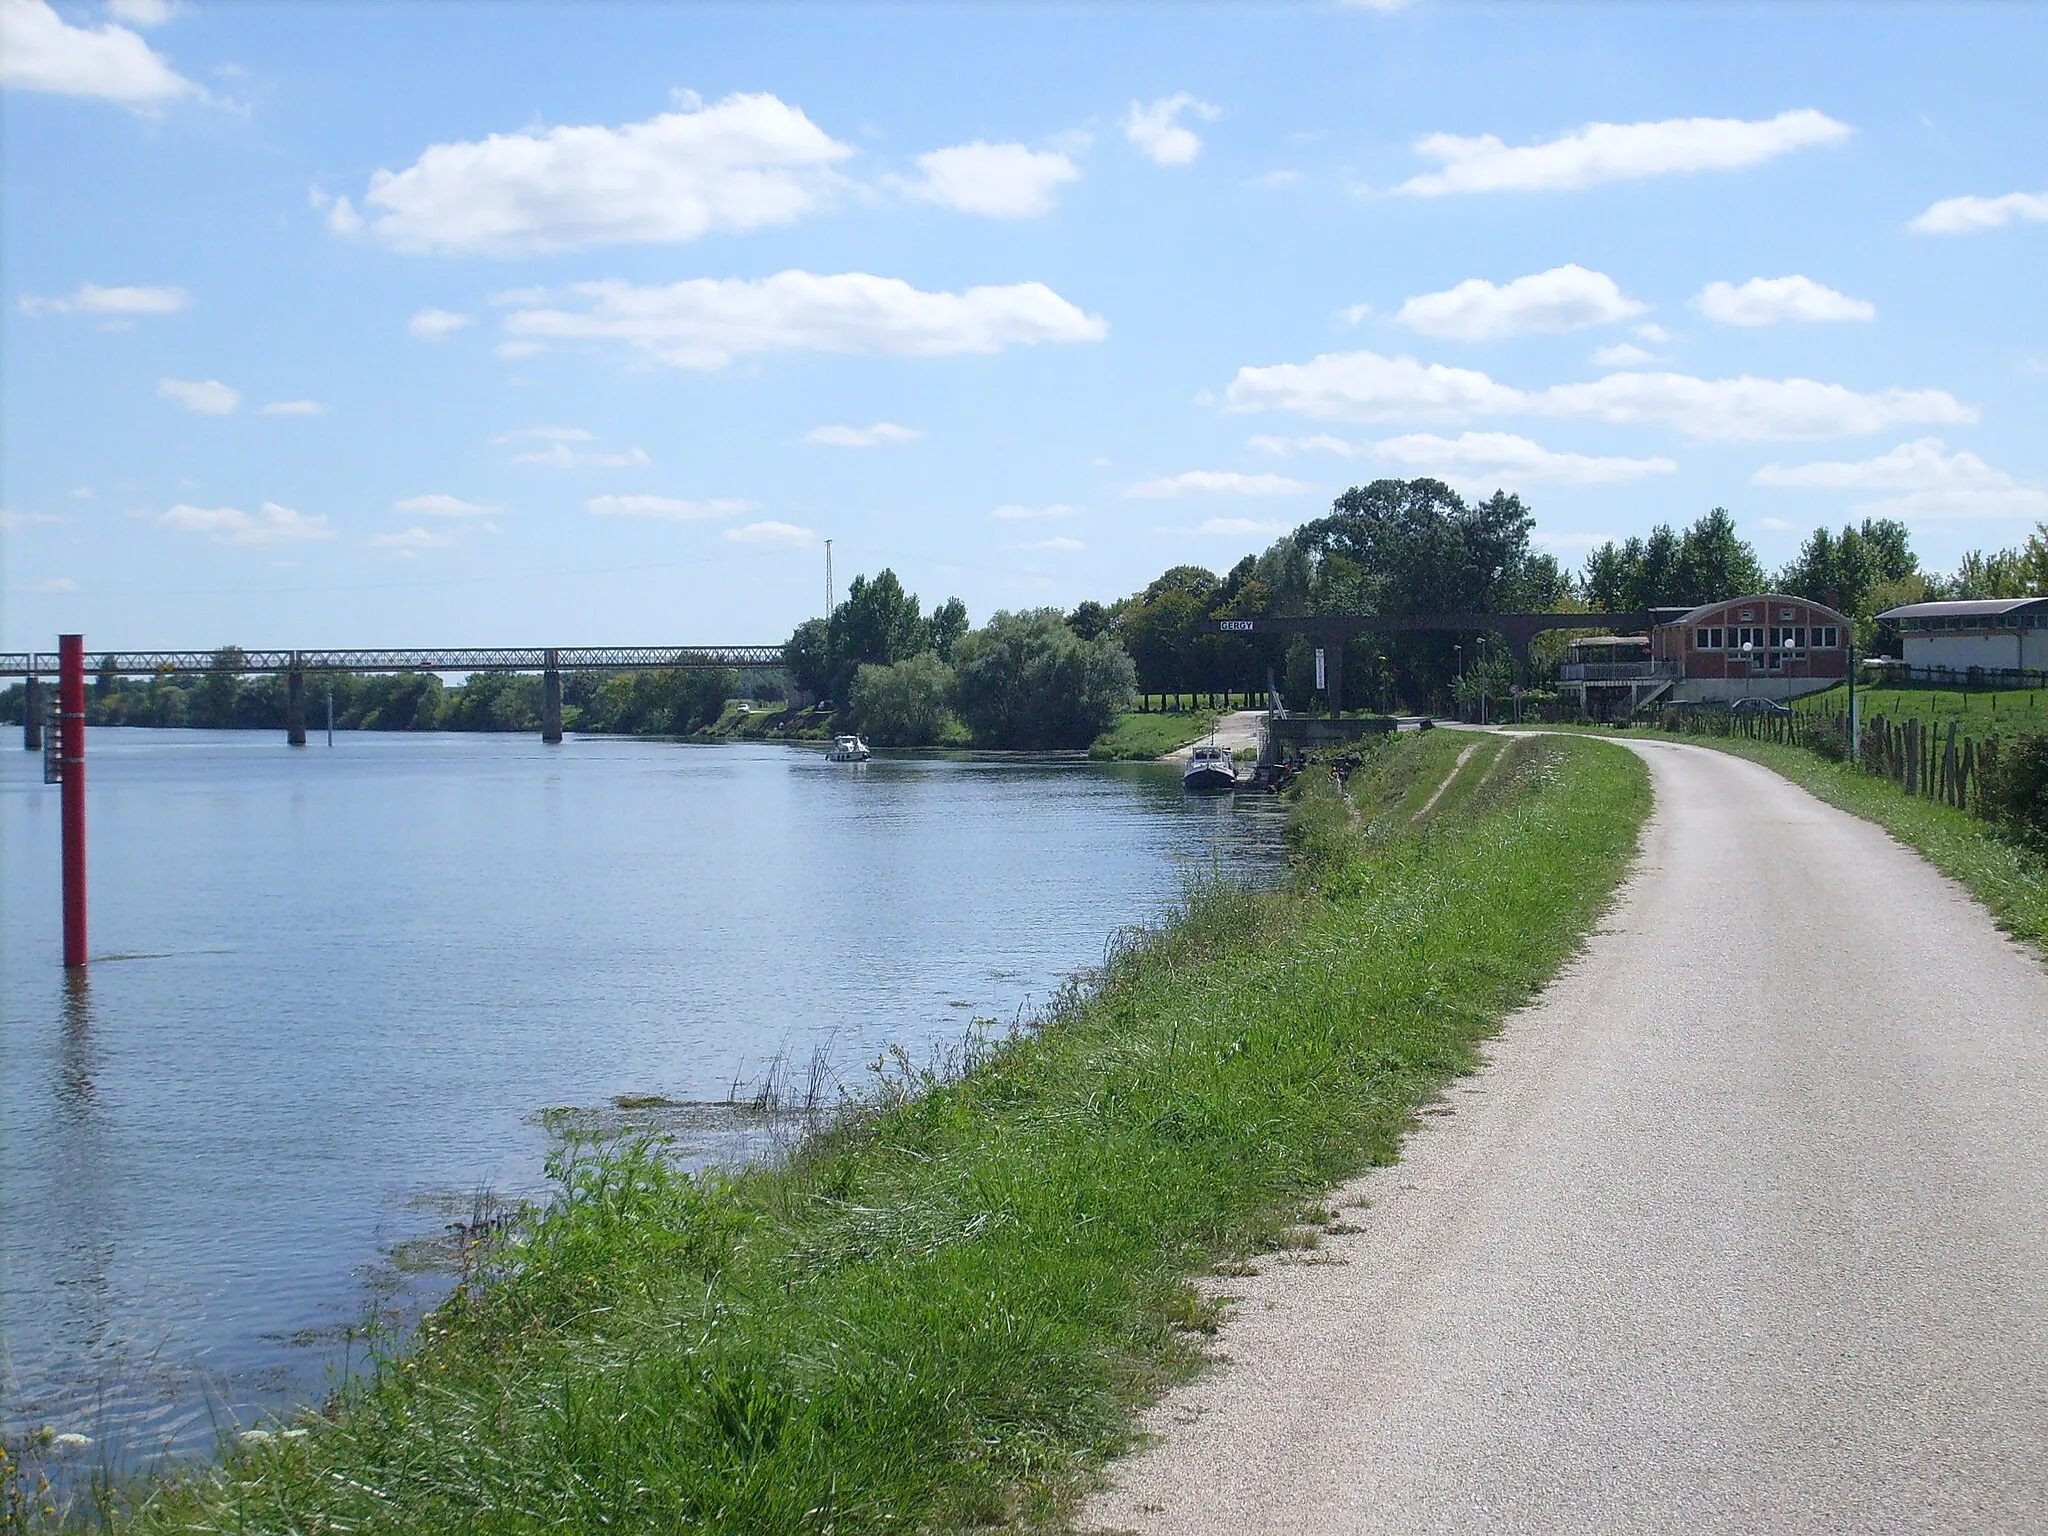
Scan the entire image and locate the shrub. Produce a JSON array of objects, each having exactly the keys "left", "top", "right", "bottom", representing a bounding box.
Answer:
[
  {"left": 1983, "top": 730, "right": 2048, "bottom": 847},
  {"left": 951, "top": 609, "right": 1137, "bottom": 749},
  {"left": 849, "top": 653, "right": 955, "bottom": 747}
]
